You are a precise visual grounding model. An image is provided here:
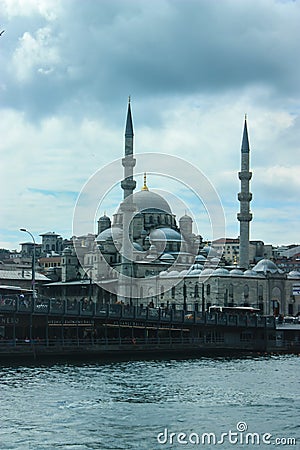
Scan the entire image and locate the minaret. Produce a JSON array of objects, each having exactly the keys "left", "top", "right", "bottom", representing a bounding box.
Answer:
[
  {"left": 121, "top": 97, "right": 136, "bottom": 199},
  {"left": 237, "top": 115, "right": 253, "bottom": 269},
  {"left": 119, "top": 98, "right": 137, "bottom": 303}
]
